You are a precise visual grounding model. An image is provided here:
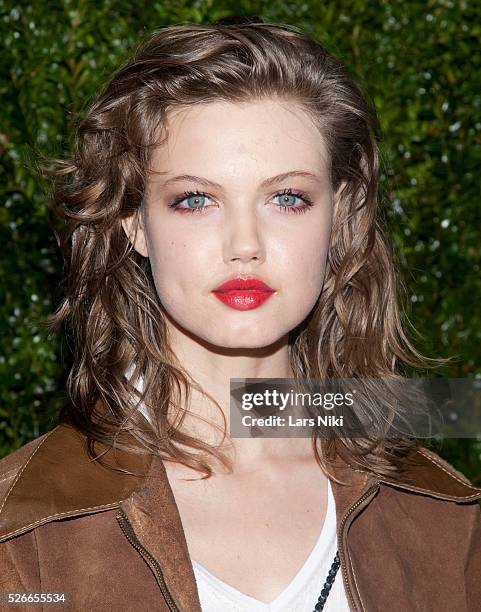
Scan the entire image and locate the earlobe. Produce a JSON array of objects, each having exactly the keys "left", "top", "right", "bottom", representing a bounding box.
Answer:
[{"left": 121, "top": 212, "right": 149, "bottom": 258}]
